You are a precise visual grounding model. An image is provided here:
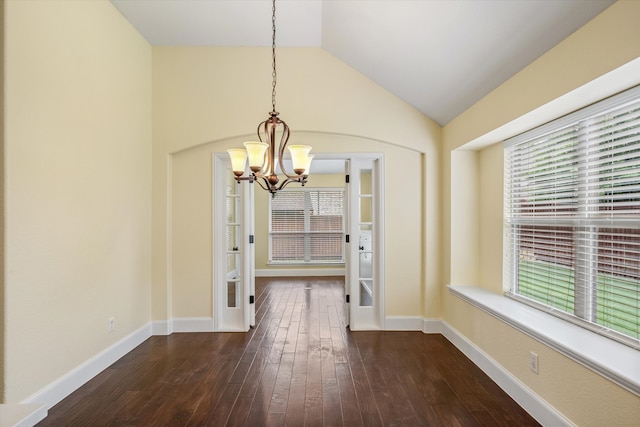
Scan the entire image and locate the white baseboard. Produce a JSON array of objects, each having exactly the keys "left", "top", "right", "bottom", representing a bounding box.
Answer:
[
  {"left": 256, "top": 268, "right": 345, "bottom": 277},
  {"left": 381, "top": 317, "right": 442, "bottom": 333},
  {"left": 152, "top": 318, "right": 216, "bottom": 334},
  {"left": 440, "top": 321, "right": 573, "bottom": 427},
  {"left": 422, "top": 318, "right": 442, "bottom": 334},
  {"left": 0, "top": 403, "right": 47, "bottom": 427},
  {"left": 22, "top": 323, "right": 152, "bottom": 411},
  {"left": 171, "top": 317, "right": 215, "bottom": 333},
  {"left": 385, "top": 316, "right": 423, "bottom": 331},
  {"left": 152, "top": 319, "right": 172, "bottom": 336}
]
